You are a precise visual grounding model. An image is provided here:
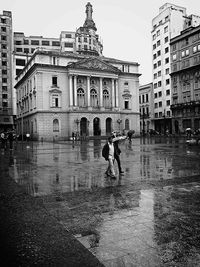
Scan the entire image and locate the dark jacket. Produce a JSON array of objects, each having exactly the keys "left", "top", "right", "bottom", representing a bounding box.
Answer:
[
  {"left": 114, "top": 141, "right": 121, "bottom": 157},
  {"left": 102, "top": 142, "right": 109, "bottom": 161}
]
